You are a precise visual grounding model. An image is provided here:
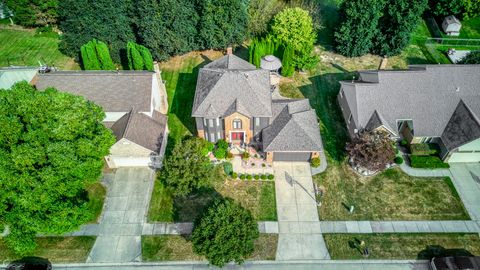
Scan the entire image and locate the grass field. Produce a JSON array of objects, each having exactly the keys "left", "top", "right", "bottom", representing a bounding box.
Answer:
[
  {"left": 148, "top": 179, "right": 277, "bottom": 222},
  {"left": 0, "top": 237, "right": 96, "bottom": 263},
  {"left": 86, "top": 182, "right": 106, "bottom": 223},
  {"left": 315, "top": 167, "right": 469, "bottom": 221},
  {"left": 324, "top": 233, "right": 480, "bottom": 260},
  {"left": 142, "top": 234, "right": 278, "bottom": 261},
  {"left": 0, "top": 28, "right": 79, "bottom": 69}
]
